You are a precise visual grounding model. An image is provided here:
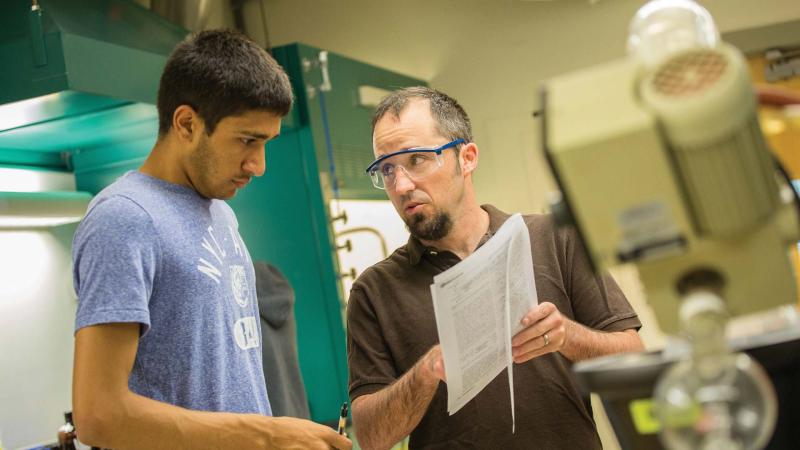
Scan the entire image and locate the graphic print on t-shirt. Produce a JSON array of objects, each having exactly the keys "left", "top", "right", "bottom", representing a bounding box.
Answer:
[
  {"left": 233, "top": 316, "right": 260, "bottom": 350},
  {"left": 196, "top": 224, "right": 259, "bottom": 351},
  {"left": 198, "top": 225, "right": 226, "bottom": 284},
  {"left": 197, "top": 225, "right": 249, "bottom": 288},
  {"left": 230, "top": 264, "right": 250, "bottom": 307}
]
